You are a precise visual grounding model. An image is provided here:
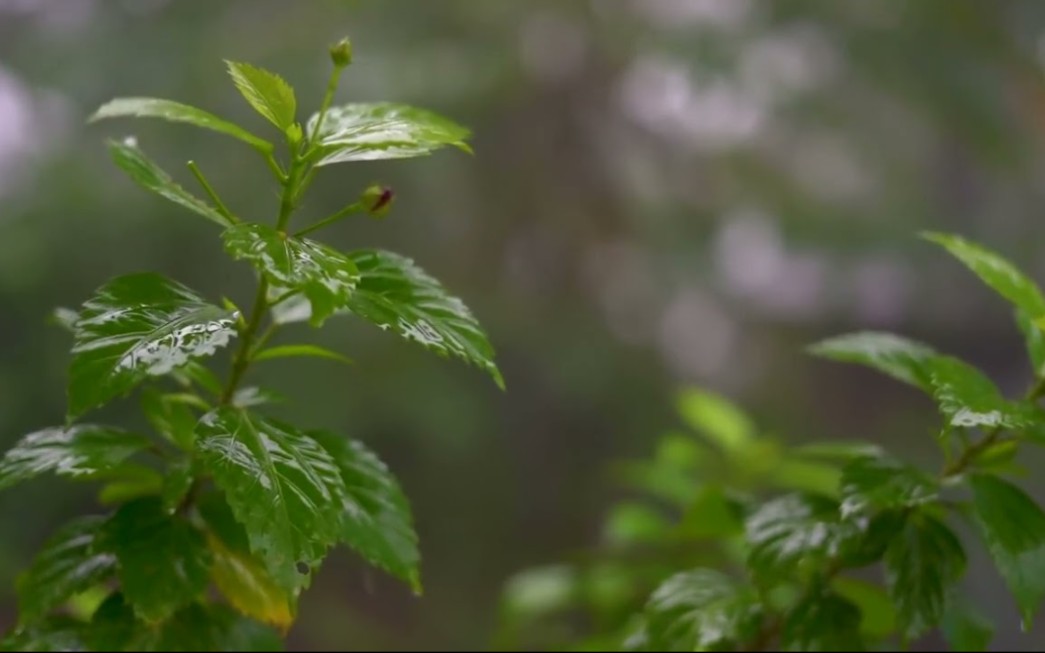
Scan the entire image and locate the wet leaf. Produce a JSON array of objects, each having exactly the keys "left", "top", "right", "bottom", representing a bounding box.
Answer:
[
  {"left": 643, "top": 569, "right": 762, "bottom": 651},
  {"left": 0, "top": 425, "right": 151, "bottom": 491},
  {"left": 196, "top": 409, "right": 347, "bottom": 591},
  {"left": 102, "top": 498, "right": 211, "bottom": 623},
  {"left": 226, "top": 61, "right": 296, "bottom": 131},
  {"left": 884, "top": 511, "right": 966, "bottom": 638},
  {"left": 90, "top": 97, "right": 272, "bottom": 152},
  {"left": 68, "top": 272, "right": 237, "bottom": 418},
  {"left": 16, "top": 516, "right": 116, "bottom": 624},
  {"left": 807, "top": 331, "right": 938, "bottom": 393},
  {"left": 923, "top": 232, "right": 1045, "bottom": 318},
  {"left": 969, "top": 474, "right": 1045, "bottom": 628},
  {"left": 106, "top": 137, "right": 233, "bottom": 227},
  {"left": 309, "top": 431, "right": 421, "bottom": 593},
  {"left": 306, "top": 103, "right": 471, "bottom": 165},
  {"left": 222, "top": 224, "right": 359, "bottom": 327}
]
